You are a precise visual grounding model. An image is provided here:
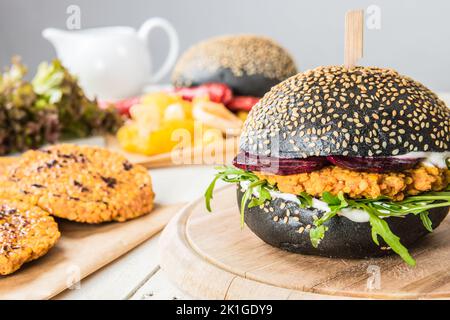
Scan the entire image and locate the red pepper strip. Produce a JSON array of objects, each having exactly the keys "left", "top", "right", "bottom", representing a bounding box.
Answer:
[
  {"left": 226, "top": 96, "right": 260, "bottom": 112},
  {"left": 201, "top": 83, "right": 233, "bottom": 104},
  {"left": 174, "top": 83, "right": 233, "bottom": 104},
  {"left": 98, "top": 96, "right": 141, "bottom": 117}
]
